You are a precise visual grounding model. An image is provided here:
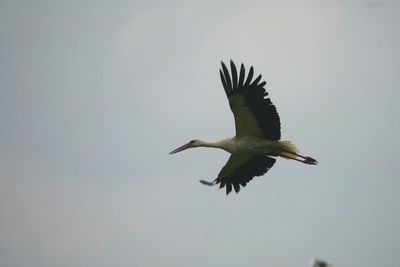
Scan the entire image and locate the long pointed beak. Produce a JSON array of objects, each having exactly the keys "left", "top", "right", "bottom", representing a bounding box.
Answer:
[{"left": 169, "top": 142, "right": 192, "bottom": 155}]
